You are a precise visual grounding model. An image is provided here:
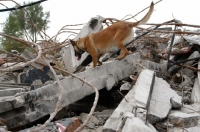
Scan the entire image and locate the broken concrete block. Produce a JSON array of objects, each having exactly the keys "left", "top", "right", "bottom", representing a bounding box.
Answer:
[
  {"left": 0, "top": 88, "right": 24, "bottom": 97},
  {"left": 191, "top": 78, "right": 200, "bottom": 103},
  {"left": 169, "top": 127, "right": 200, "bottom": 132},
  {"left": 80, "top": 113, "right": 100, "bottom": 125},
  {"left": 177, "top": 51, "right": 199, "bottom": 78},
  {"left": 179, "top": 75, "right": 193, "bottom": 90},
  {"left": 94, "top": 109, "right": 114, "bottom": 119},
  {"left": 137, "top": 60, "right": 167, "bottom": 74},
  {"left": 133, "top": 69, "right": 154, "bottom": 107},
  {"left": 183, "top": 35, "right": 200, "bottom": 45},
  {"left": 0, "top": 83, "right": 29, "bottom": 97},
  {"left": 170, "top": 97, "right": 182, "bottom": 108},
  {"left": 169, "top": 110, "right": 200, "bottom": 128},
  {"left": 121, "top": 117, "right": 154, "bottom": 132},
  {"left": 96, "top": 126, "right": 104, "bottom": 132},
  {"left": 106, "top": 75, "right": 116, "bottom": 91},
  {"left": 185, "top": 51, "right": 200, "bottom": 65},
  {"left": 148, "top": 77, "right": 182, "bottom": 124},
  {"left": 121, "top": 112, "right": 157, "bottom": 132},
  {"left": 20, "top": 49, "right": 45, "bottom": 69},
  {"left": 182, "top": 68, "right": 194, "bottom": 78},
  {"left": 156, "top": 121, "right": 174, "bottom": 130},
  {"left": 1, "top": 53, "right": 141, "bottom": 129},
  {"left": 120, "top": 82, "right": 131, "bottom": 91},
  {"left": 31, "top": 80, "right": 44, "bottom": 90},
  {"left": 103, "top": 69, "right": 152, "bottom": 132},
  {"left": 104, "top": 69, "right": 181, "bottom": 131},
  {"left": 103, "top": 77, "right": 139, "bottom": 131}
]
